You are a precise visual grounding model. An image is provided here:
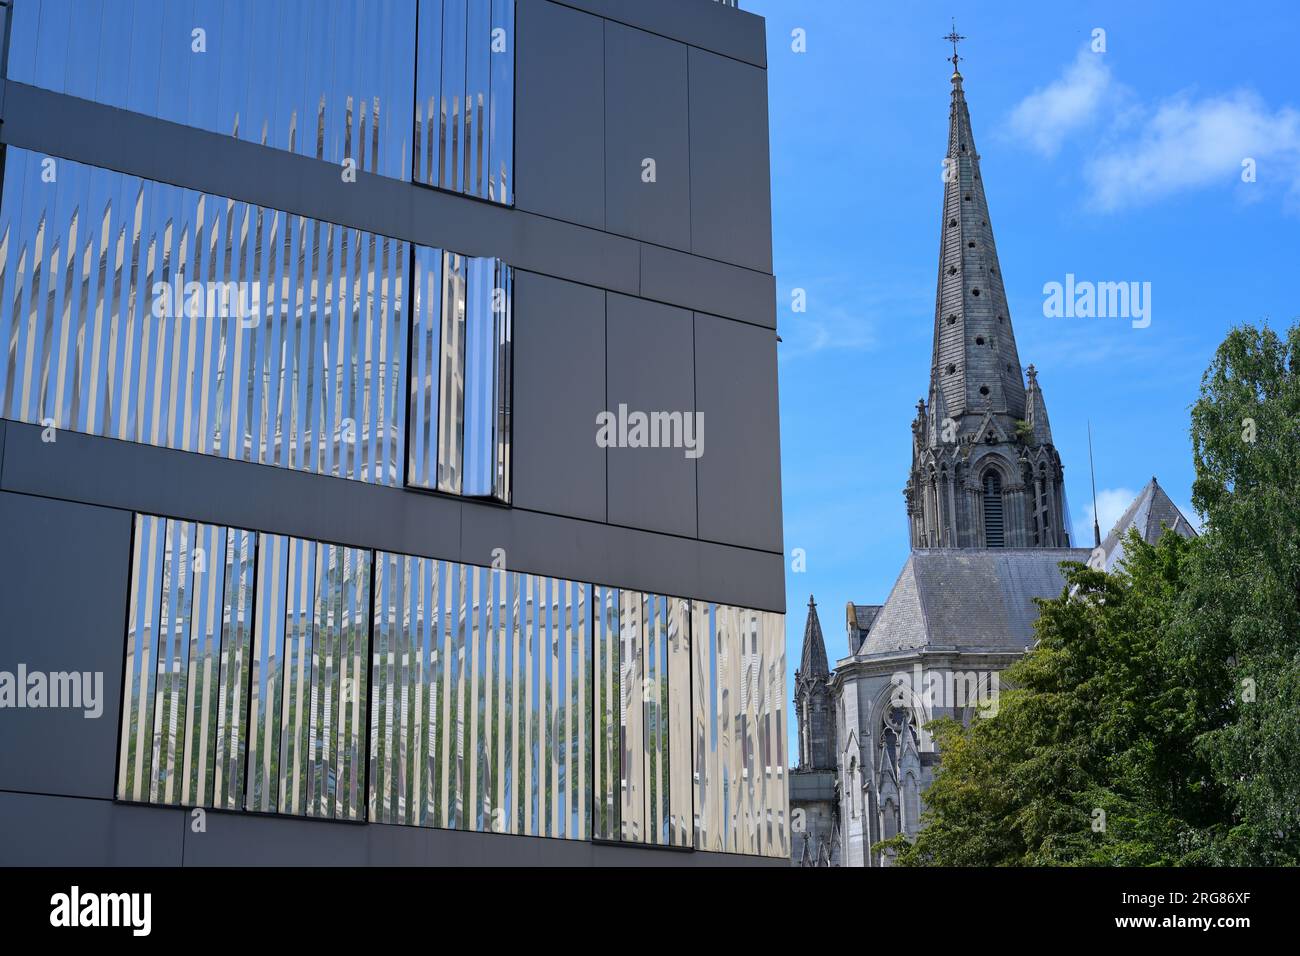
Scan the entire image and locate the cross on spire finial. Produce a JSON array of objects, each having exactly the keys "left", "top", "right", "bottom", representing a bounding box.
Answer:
[{"left": 943, "top": 19, "right": 966, "bottom": 73}]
